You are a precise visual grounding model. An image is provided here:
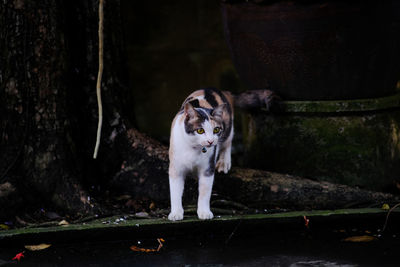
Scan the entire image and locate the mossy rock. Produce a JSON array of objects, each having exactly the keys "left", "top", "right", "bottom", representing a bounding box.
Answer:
[{"left": 242, "top": 93, "right": 400, "bottom": 191}]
